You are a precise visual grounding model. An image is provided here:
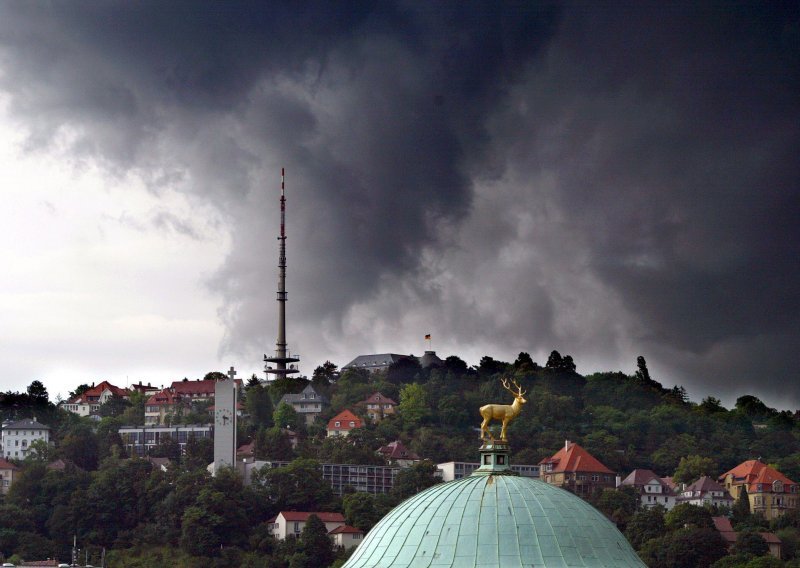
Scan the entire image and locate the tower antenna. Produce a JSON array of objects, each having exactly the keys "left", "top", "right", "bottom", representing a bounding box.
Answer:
[{"left": 264, "top": 168, "right": 299, "bottom": 380}]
